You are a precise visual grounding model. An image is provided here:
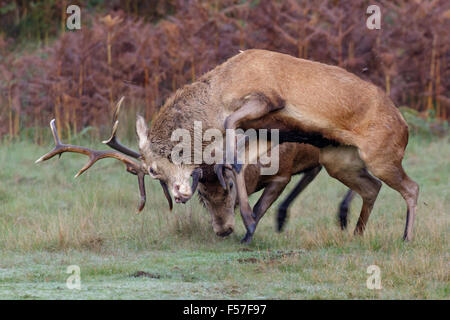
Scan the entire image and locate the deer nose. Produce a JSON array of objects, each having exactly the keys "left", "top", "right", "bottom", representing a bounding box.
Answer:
[{"left": 216, "top": 226, "right": 234, "bottom": 237}]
